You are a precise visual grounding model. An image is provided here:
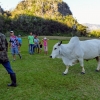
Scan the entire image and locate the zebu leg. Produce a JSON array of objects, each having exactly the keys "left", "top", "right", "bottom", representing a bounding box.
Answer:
[
  {"left": 96, "top": 57, "right": 100, "bottom": 71},
  {"left": 63, "top": 66, "right": 69, "bottom": 75},
  {"left": 79, "top": 58, "right": 85, "bottom": 74}
]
